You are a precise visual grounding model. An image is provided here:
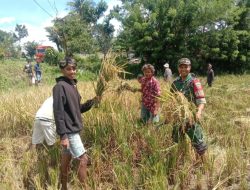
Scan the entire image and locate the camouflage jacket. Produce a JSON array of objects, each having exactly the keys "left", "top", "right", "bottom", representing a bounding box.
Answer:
[{"left": 170, "top": 73, "right": 206, "bottom": 105}]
